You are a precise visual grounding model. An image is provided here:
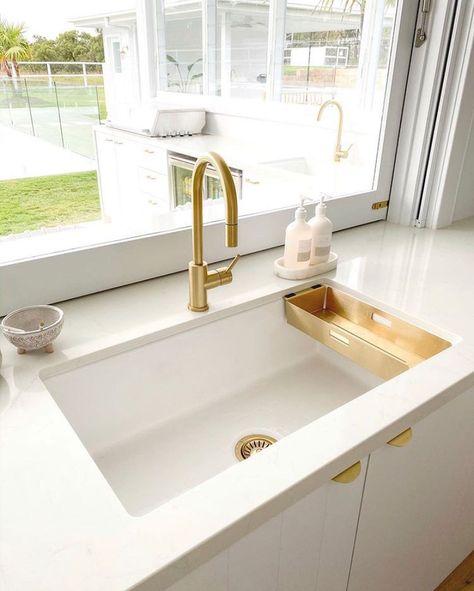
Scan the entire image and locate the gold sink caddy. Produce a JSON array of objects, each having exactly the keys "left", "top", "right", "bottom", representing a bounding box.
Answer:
[{"left": 285, "top": 285, "right": 451, "bottom": 381}]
